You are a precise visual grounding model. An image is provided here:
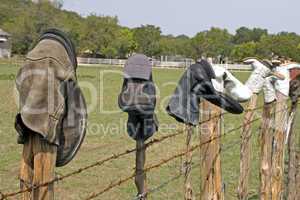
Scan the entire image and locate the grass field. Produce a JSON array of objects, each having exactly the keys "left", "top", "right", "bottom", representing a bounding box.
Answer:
[{"left": 0, "top": 63, "right": 267, "bottom": 200}]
